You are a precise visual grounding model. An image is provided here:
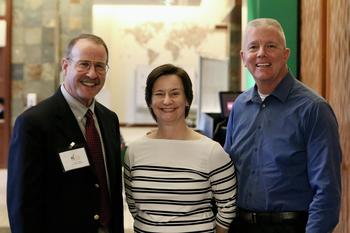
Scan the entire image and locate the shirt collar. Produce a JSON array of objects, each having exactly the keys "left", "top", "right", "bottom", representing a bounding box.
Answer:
[
  {"left": 244, "top": 86, "right": 261, "bottom": 104},
  {"left": 60, "top": 85, "right": 96, "bottom": 120},
  {"left": 244, "top": 71, "right": 295, "bottom": 104},
  {"left": 270, "top": 72, "right": 295, "bottom": 103}
]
